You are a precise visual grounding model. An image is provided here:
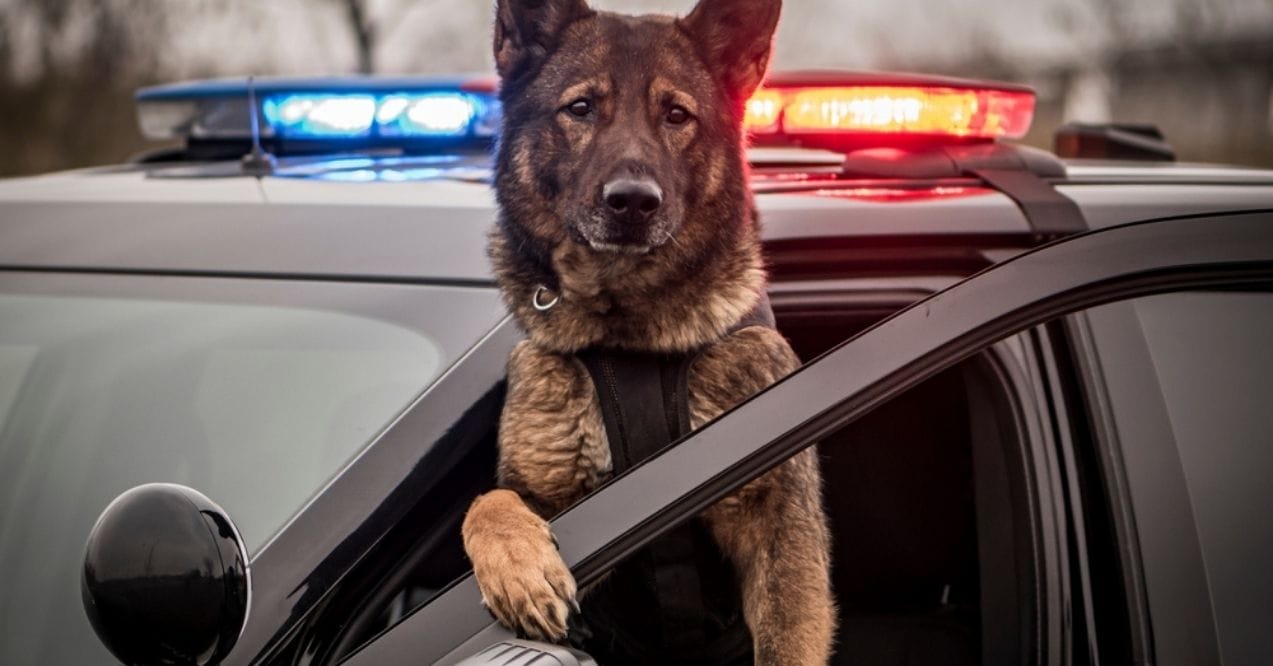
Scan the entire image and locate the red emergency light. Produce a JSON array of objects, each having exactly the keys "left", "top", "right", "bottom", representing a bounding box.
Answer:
[{"left": 746, "top": 71, "right": 1036, "bottom": 142}]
